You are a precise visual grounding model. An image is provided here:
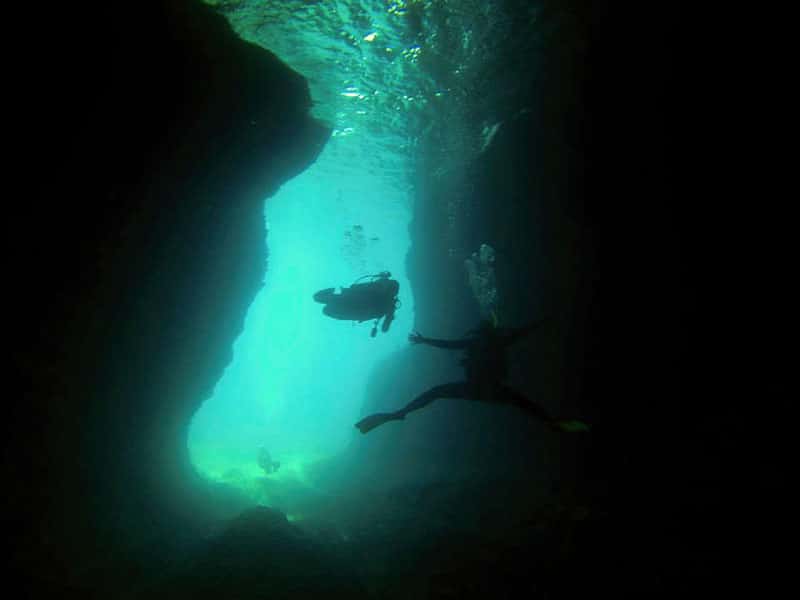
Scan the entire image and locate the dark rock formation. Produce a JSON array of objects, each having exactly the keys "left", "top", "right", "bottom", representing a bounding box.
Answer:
[
  {"left": 154, "top": 507, "right": 368, "bottom": 599},
  {"left": 352, "top": 1, "right": 687, "bottom": 596},
  {"left": 7, "top": 0, "right": 328, "bottom": 594}
]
